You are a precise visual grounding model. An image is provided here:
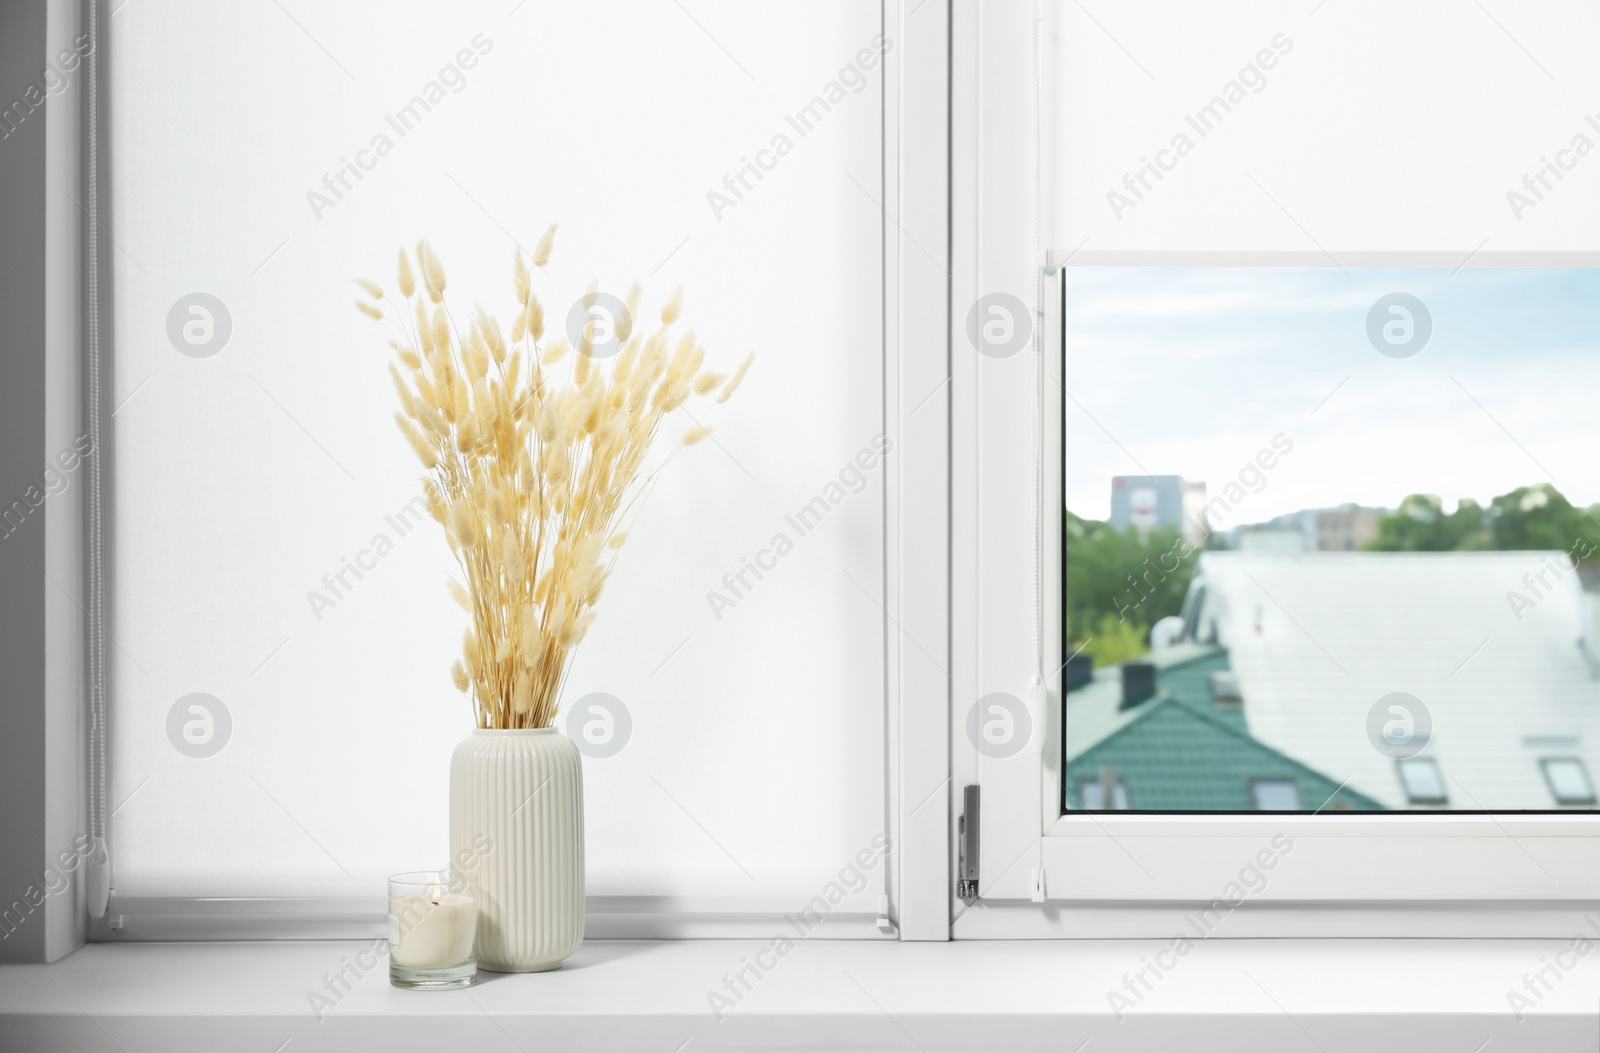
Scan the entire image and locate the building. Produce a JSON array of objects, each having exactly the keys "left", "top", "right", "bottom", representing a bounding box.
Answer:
[
  {"left": 1223, "top": 504, "right": 1386, "bottom": 552},
  {"left": 1237, "top": 528, "right": 1310, "bottom": 553},
  {"left": 1314, "top": 506, "right": 1382, "bottom": 551},
  {"left": 1109, "top": 475, "right": 1208, "bottom": 547},
  {"left": 1064, "top": 642, "right": 1382, "bottom": 811},
  {"left": 1180, "top": 551, "right": 1600, "bottom": 810}
]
